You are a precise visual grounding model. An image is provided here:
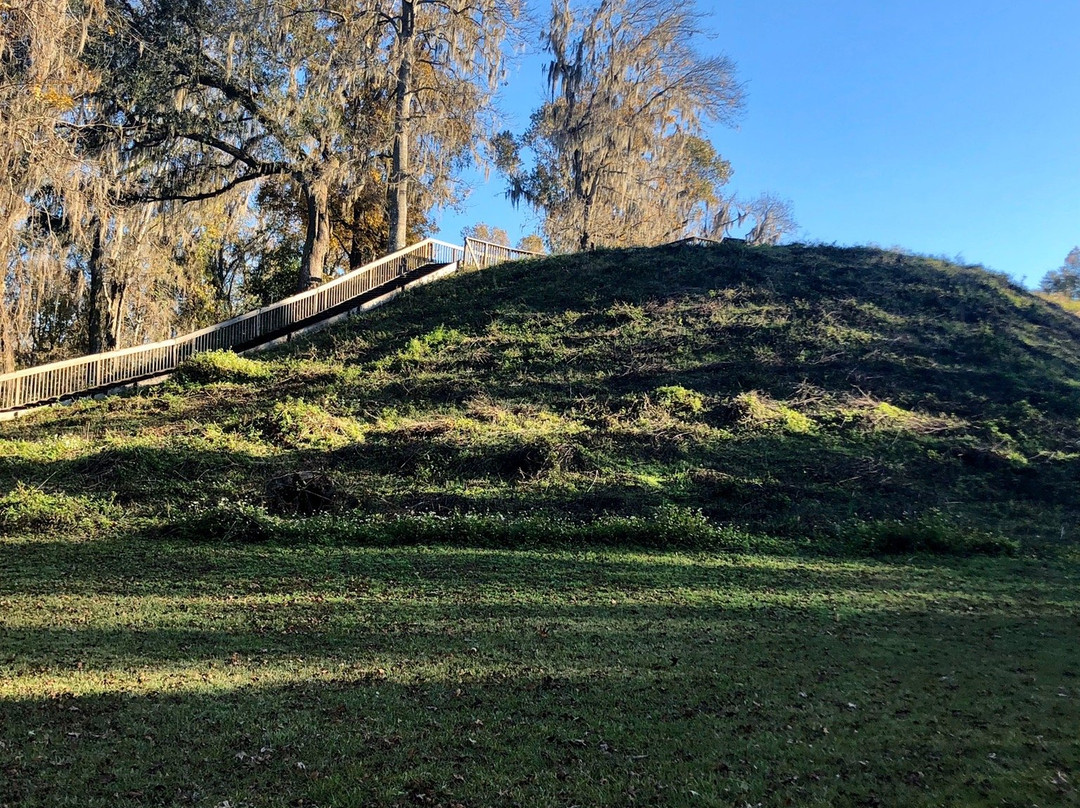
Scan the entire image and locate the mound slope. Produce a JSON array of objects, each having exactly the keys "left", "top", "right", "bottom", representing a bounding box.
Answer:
[{"left": 4, "top": 242, "right": 1079, "bottom": 552}]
